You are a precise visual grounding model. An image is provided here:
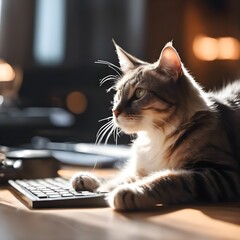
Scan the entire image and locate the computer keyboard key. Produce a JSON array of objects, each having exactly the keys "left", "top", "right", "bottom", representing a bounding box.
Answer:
[{"left": 8, "top": 177, "right": 108, "bottom": 208}]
